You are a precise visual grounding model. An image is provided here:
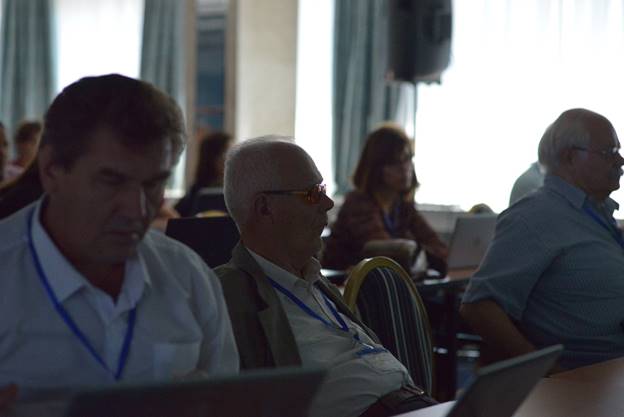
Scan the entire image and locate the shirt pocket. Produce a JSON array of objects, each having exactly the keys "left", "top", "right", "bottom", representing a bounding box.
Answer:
[
  {"left": 359, "top": 350, "right": 409, "bottom": 376},
  {"left": 153, "top": 341, "right": 200, "bottom": 380}
]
